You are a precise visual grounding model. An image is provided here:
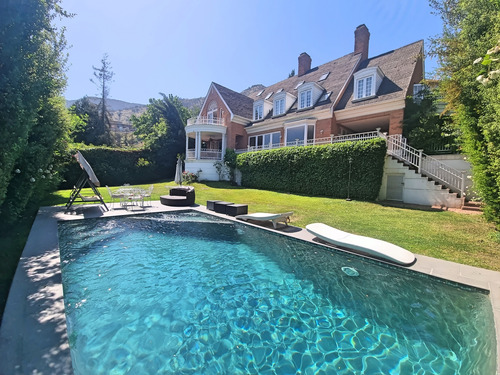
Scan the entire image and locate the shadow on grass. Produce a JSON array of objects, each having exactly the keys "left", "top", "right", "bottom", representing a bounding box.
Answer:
[
  {"left": 202, "top": 181, "right": 245, "bottom": 190},
  {"left": 38, "top": 192, "right": 68, "bottom": 207}
]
